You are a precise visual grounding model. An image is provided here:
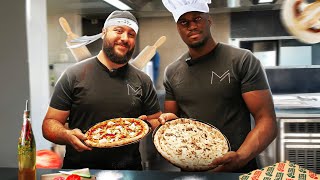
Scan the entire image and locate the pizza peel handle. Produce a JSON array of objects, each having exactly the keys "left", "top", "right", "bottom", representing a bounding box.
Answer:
[
  {"left": 130, "top": 36, "right": 167, "bottom": 70},
  {"left": 153, "top": 36, "right": 166, "bottom": 48},
  {"left": 58, "top": 17, "right": 92, "bottom": 61},
  {"left": 59, "top": 17, "right": 73, "bottom": 36}
]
